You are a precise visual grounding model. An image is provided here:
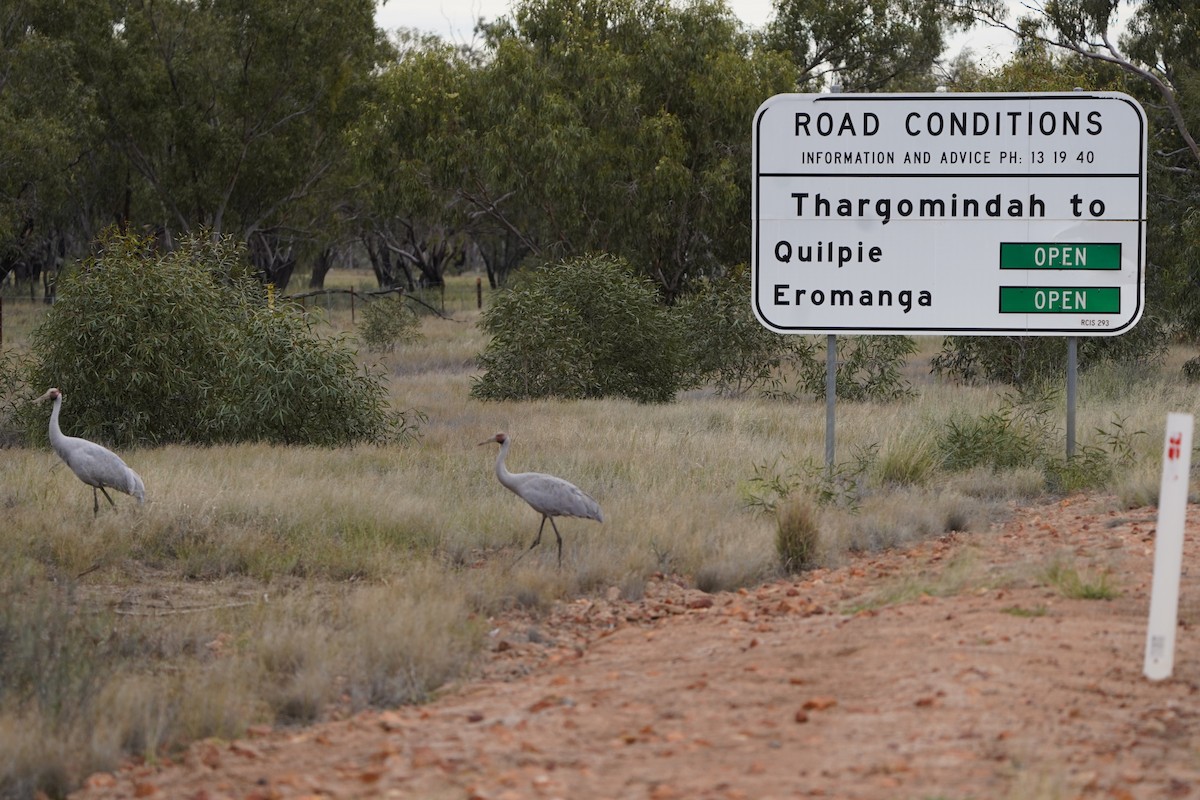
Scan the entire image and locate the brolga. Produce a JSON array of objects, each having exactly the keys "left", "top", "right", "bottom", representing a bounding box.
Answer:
[
  {"left": 37, "top": 387, "right": 146, "bottom": 515},
  {"left": 479, "top": 432, "right": 603, "bottom": 567}
]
